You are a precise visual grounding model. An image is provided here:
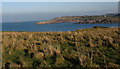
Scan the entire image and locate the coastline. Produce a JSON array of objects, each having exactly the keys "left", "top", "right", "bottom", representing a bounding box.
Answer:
[{"left": 36, "top": 15, "right": 120, "bottom": 24}]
